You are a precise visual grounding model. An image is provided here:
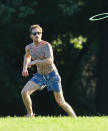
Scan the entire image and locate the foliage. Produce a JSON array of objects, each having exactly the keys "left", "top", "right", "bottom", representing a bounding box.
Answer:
[
  {"left": 70, "top": 35, "right": 87, "bottom": 49},
  {"left": 52, "top": 34, "right": 87, "bottom": 50},
  {"left": 58, "top": 0, "right": 85, "bottom": 16},
  {"left": 0, "top": 0, "right": 37, "bottom": 23}
]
